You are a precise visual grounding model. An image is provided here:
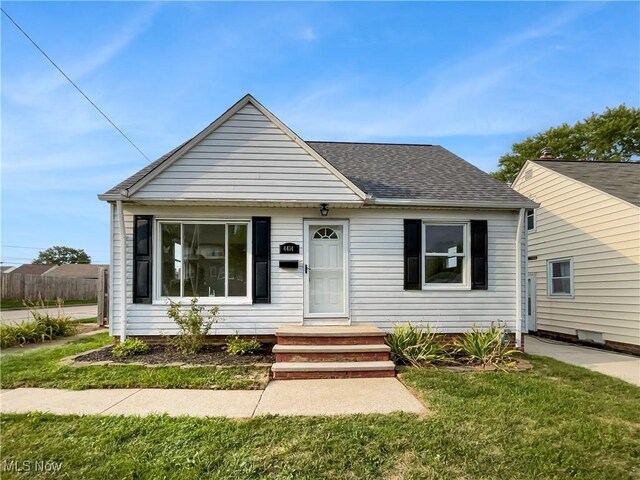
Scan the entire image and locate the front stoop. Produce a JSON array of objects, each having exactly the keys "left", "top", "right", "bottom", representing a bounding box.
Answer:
[{"left": 272, "top": 325, "right": 395, "bottom": 379}]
